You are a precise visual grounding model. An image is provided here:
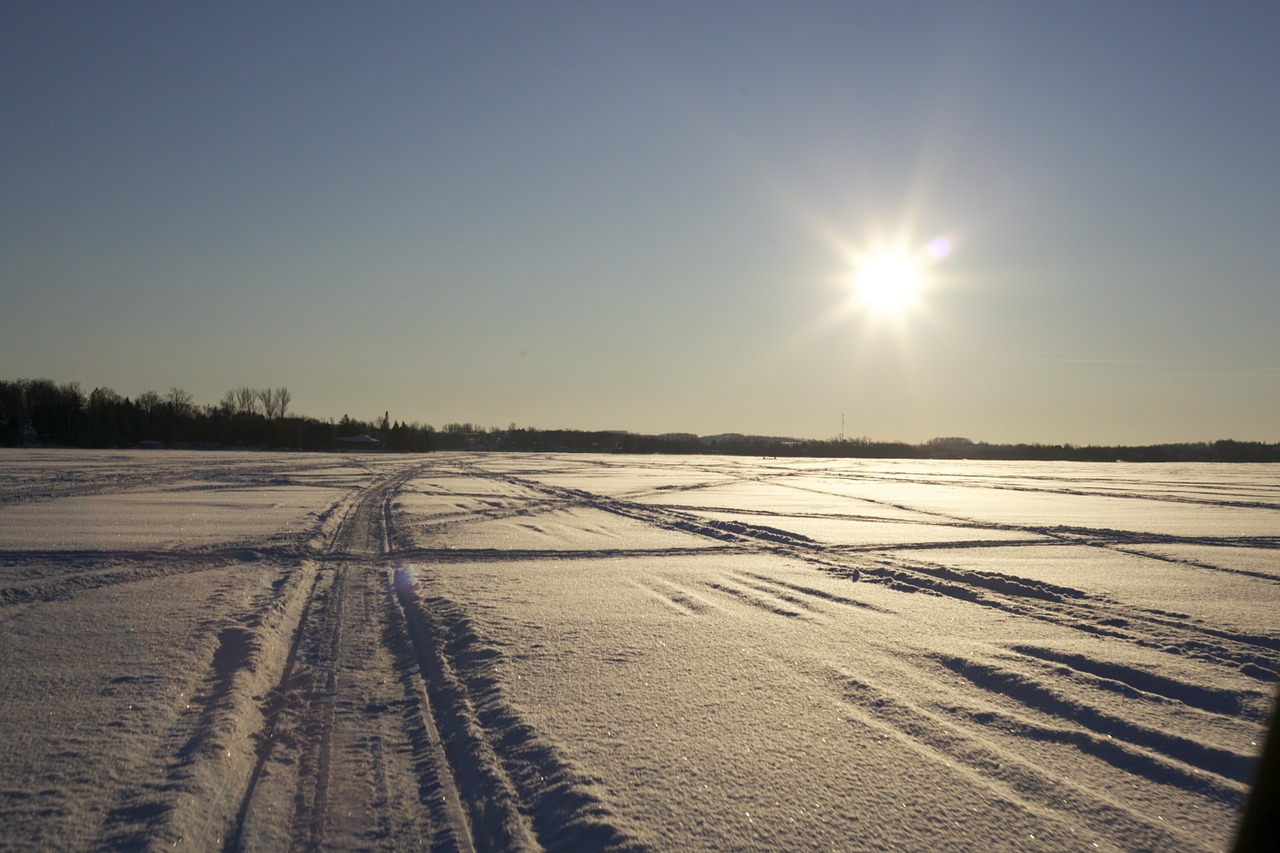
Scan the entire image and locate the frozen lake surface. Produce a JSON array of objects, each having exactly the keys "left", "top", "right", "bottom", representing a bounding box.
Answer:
[{"left": 0, "top": 450, "right": 1276, "bottom": 850}]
